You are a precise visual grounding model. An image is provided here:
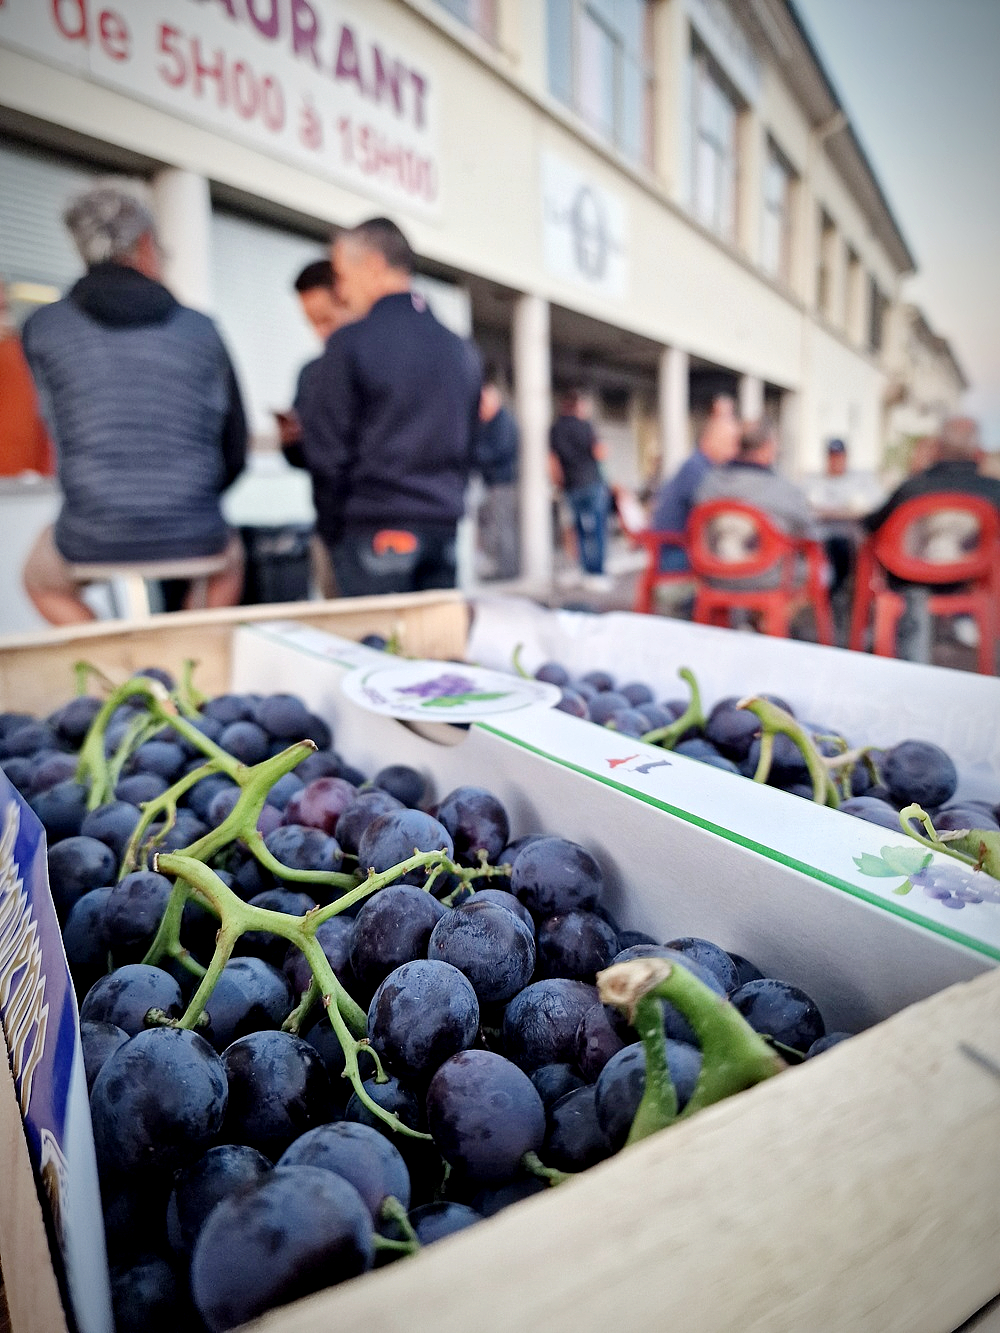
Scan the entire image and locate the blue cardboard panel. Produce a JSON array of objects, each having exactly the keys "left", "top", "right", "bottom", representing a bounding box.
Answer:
[{"left": 0, "top": 773, "right": 113, "bottom": 1333}]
